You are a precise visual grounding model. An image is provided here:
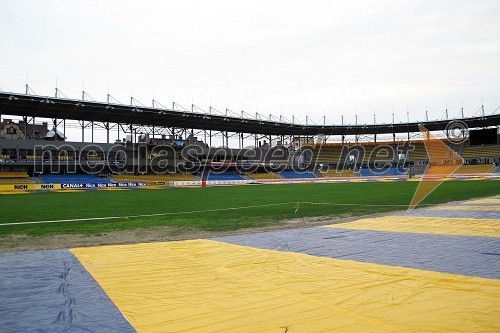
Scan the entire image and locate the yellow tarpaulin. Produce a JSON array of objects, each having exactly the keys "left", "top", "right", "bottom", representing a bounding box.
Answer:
[
  {"left": 431, "top": 205, "right": 500, "bottom": 211},
  {"left": 463, "top": 198, "right": 500, "bottom": 205},
  {"left": 72, "top": 239, "right": 500, "bottom": 333},
  {"left": 325, "top": 216, "right": 500, "bottom": 237}
]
